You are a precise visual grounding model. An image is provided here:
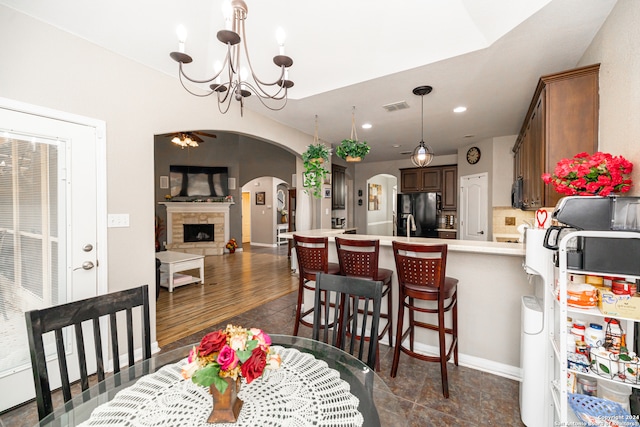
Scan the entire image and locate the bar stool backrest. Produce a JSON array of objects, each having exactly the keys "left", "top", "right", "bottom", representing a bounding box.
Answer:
[
  {"left": 293, "top": 235, "right": 330, "bottom": 277},
  {"left": 335, "top": 237, "right": 380, "bottom": 279},
  {"left": 392, "top": 241, "right": 448, "bottom": 289}
]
